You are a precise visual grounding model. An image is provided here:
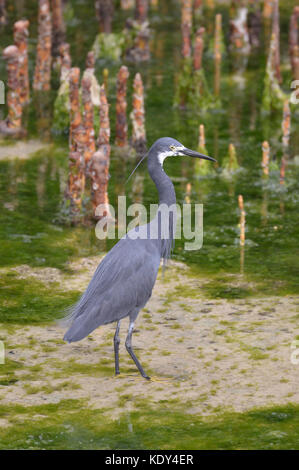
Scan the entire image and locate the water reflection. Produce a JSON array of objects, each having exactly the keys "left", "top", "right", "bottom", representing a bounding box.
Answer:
[{"left": 0, "top": 0, "right": 298, "bottom": 292}]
